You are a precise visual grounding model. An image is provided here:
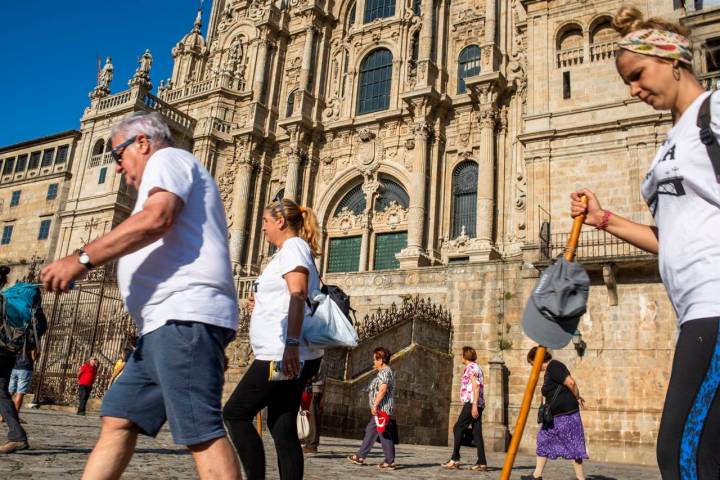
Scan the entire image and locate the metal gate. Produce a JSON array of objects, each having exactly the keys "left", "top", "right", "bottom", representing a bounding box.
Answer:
[{"left": 32, "top": 265, "right": 135, "bottom": 406}]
